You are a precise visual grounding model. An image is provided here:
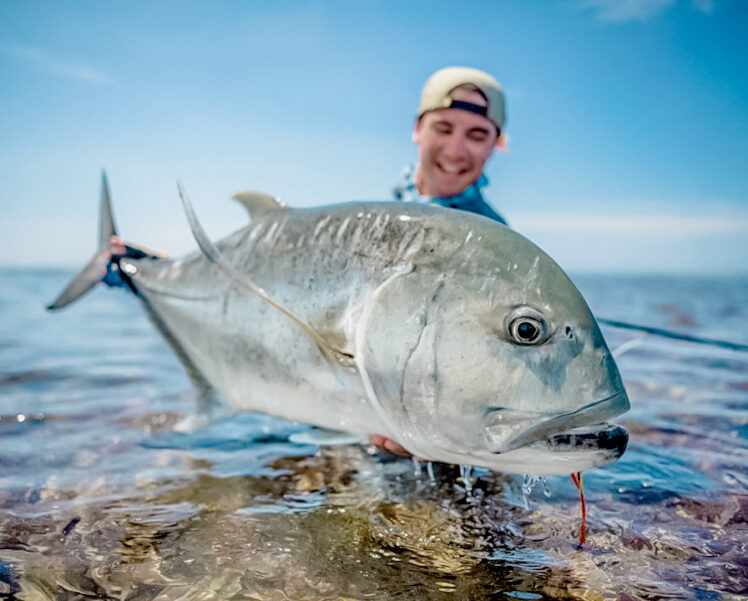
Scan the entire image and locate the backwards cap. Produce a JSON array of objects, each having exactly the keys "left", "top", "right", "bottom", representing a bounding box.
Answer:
[{"left": 418, "top": 66, "right": 506, "bottom": 133}]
